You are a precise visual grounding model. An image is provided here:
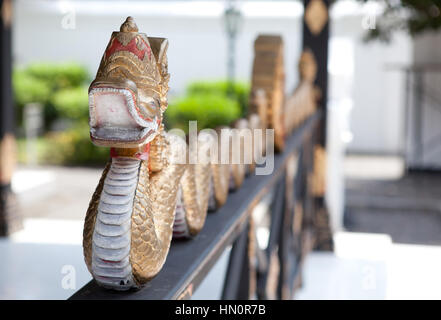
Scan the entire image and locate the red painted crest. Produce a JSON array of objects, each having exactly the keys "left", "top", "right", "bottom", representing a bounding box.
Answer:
[{"left": 105, "top": 37, "right": 151, "bottom": 61}]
